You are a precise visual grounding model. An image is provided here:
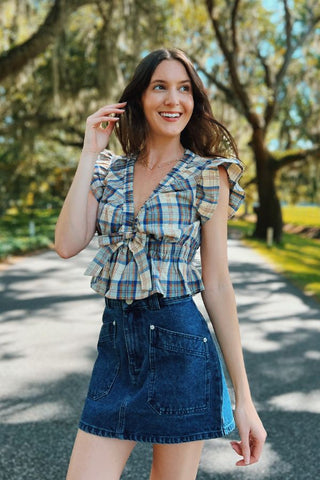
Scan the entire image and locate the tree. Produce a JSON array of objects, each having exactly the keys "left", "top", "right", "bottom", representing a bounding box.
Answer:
[
  {"left": 0, "top": 0, "right": 169, "bottom": 212},
  {"left": 200, "top": 0, "right": 320, "bottom": 242},
  {"left": 0, "top": 0, "right": 100, "bottom": 82}
]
